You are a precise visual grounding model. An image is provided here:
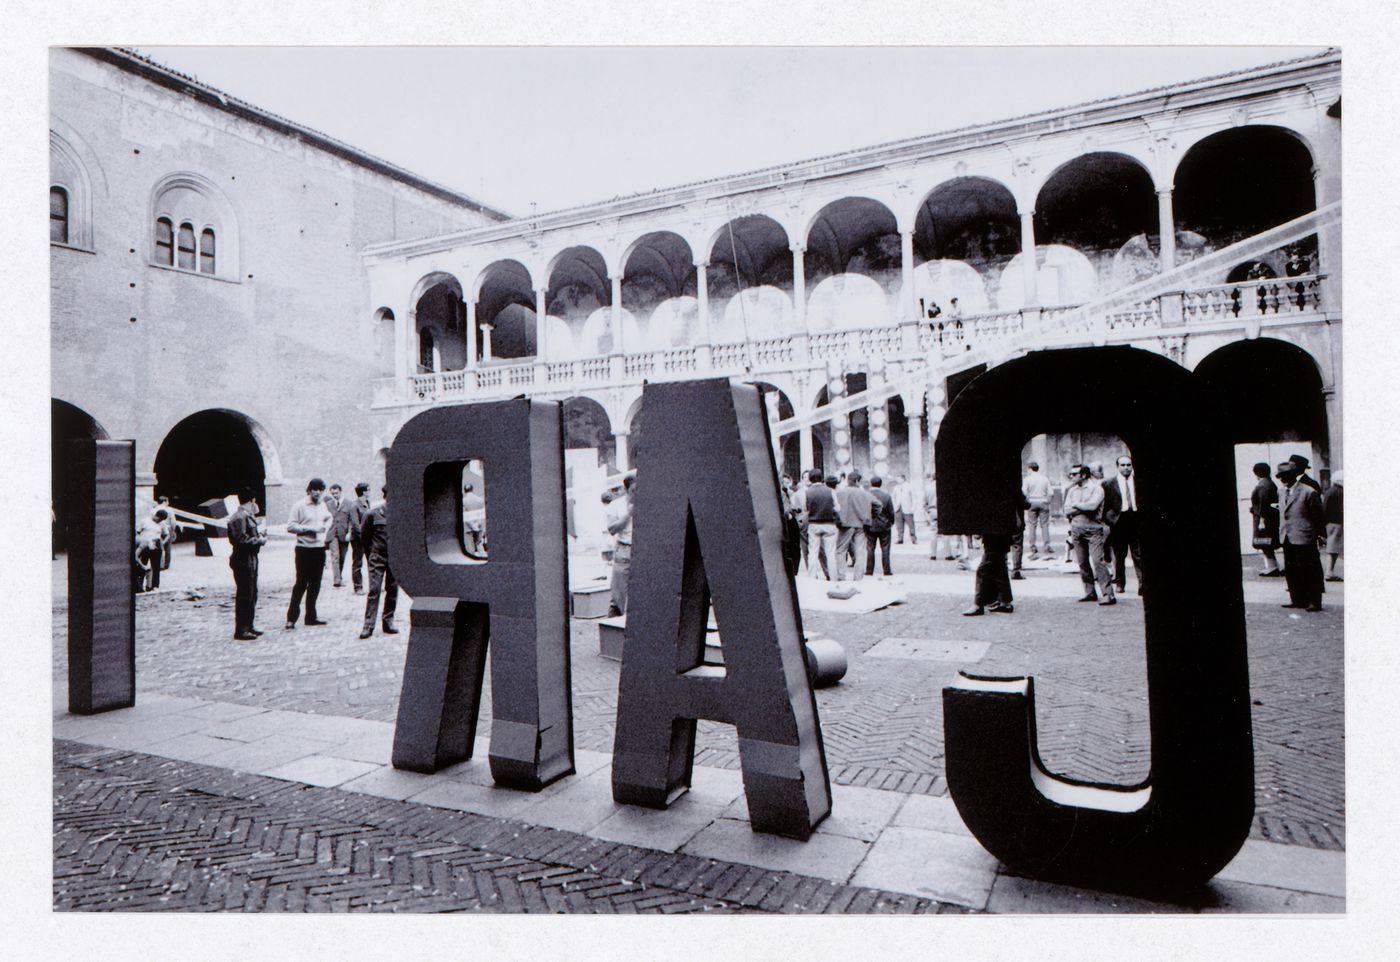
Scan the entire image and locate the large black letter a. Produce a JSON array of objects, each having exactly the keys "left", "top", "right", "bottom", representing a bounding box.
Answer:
[{"left": 611, "top": 379, "right": 831, "bottom": 840}]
